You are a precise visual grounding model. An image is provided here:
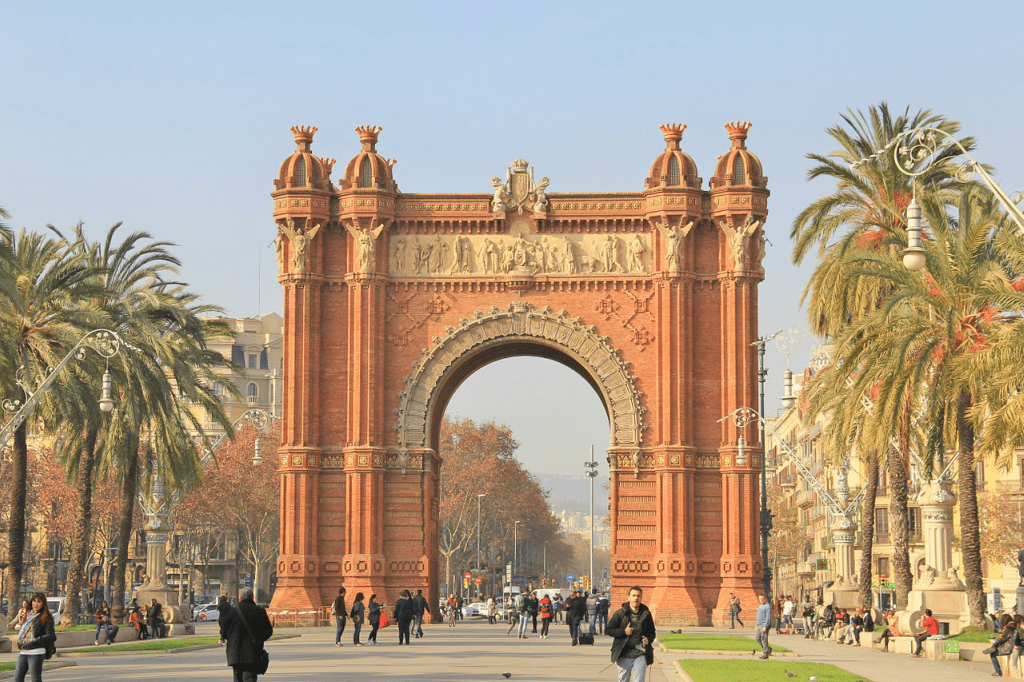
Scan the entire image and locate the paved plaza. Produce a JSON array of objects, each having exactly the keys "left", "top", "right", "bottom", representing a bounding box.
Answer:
[{"left": 0, "top": 621, "right": 1011, "bottom": 681}]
